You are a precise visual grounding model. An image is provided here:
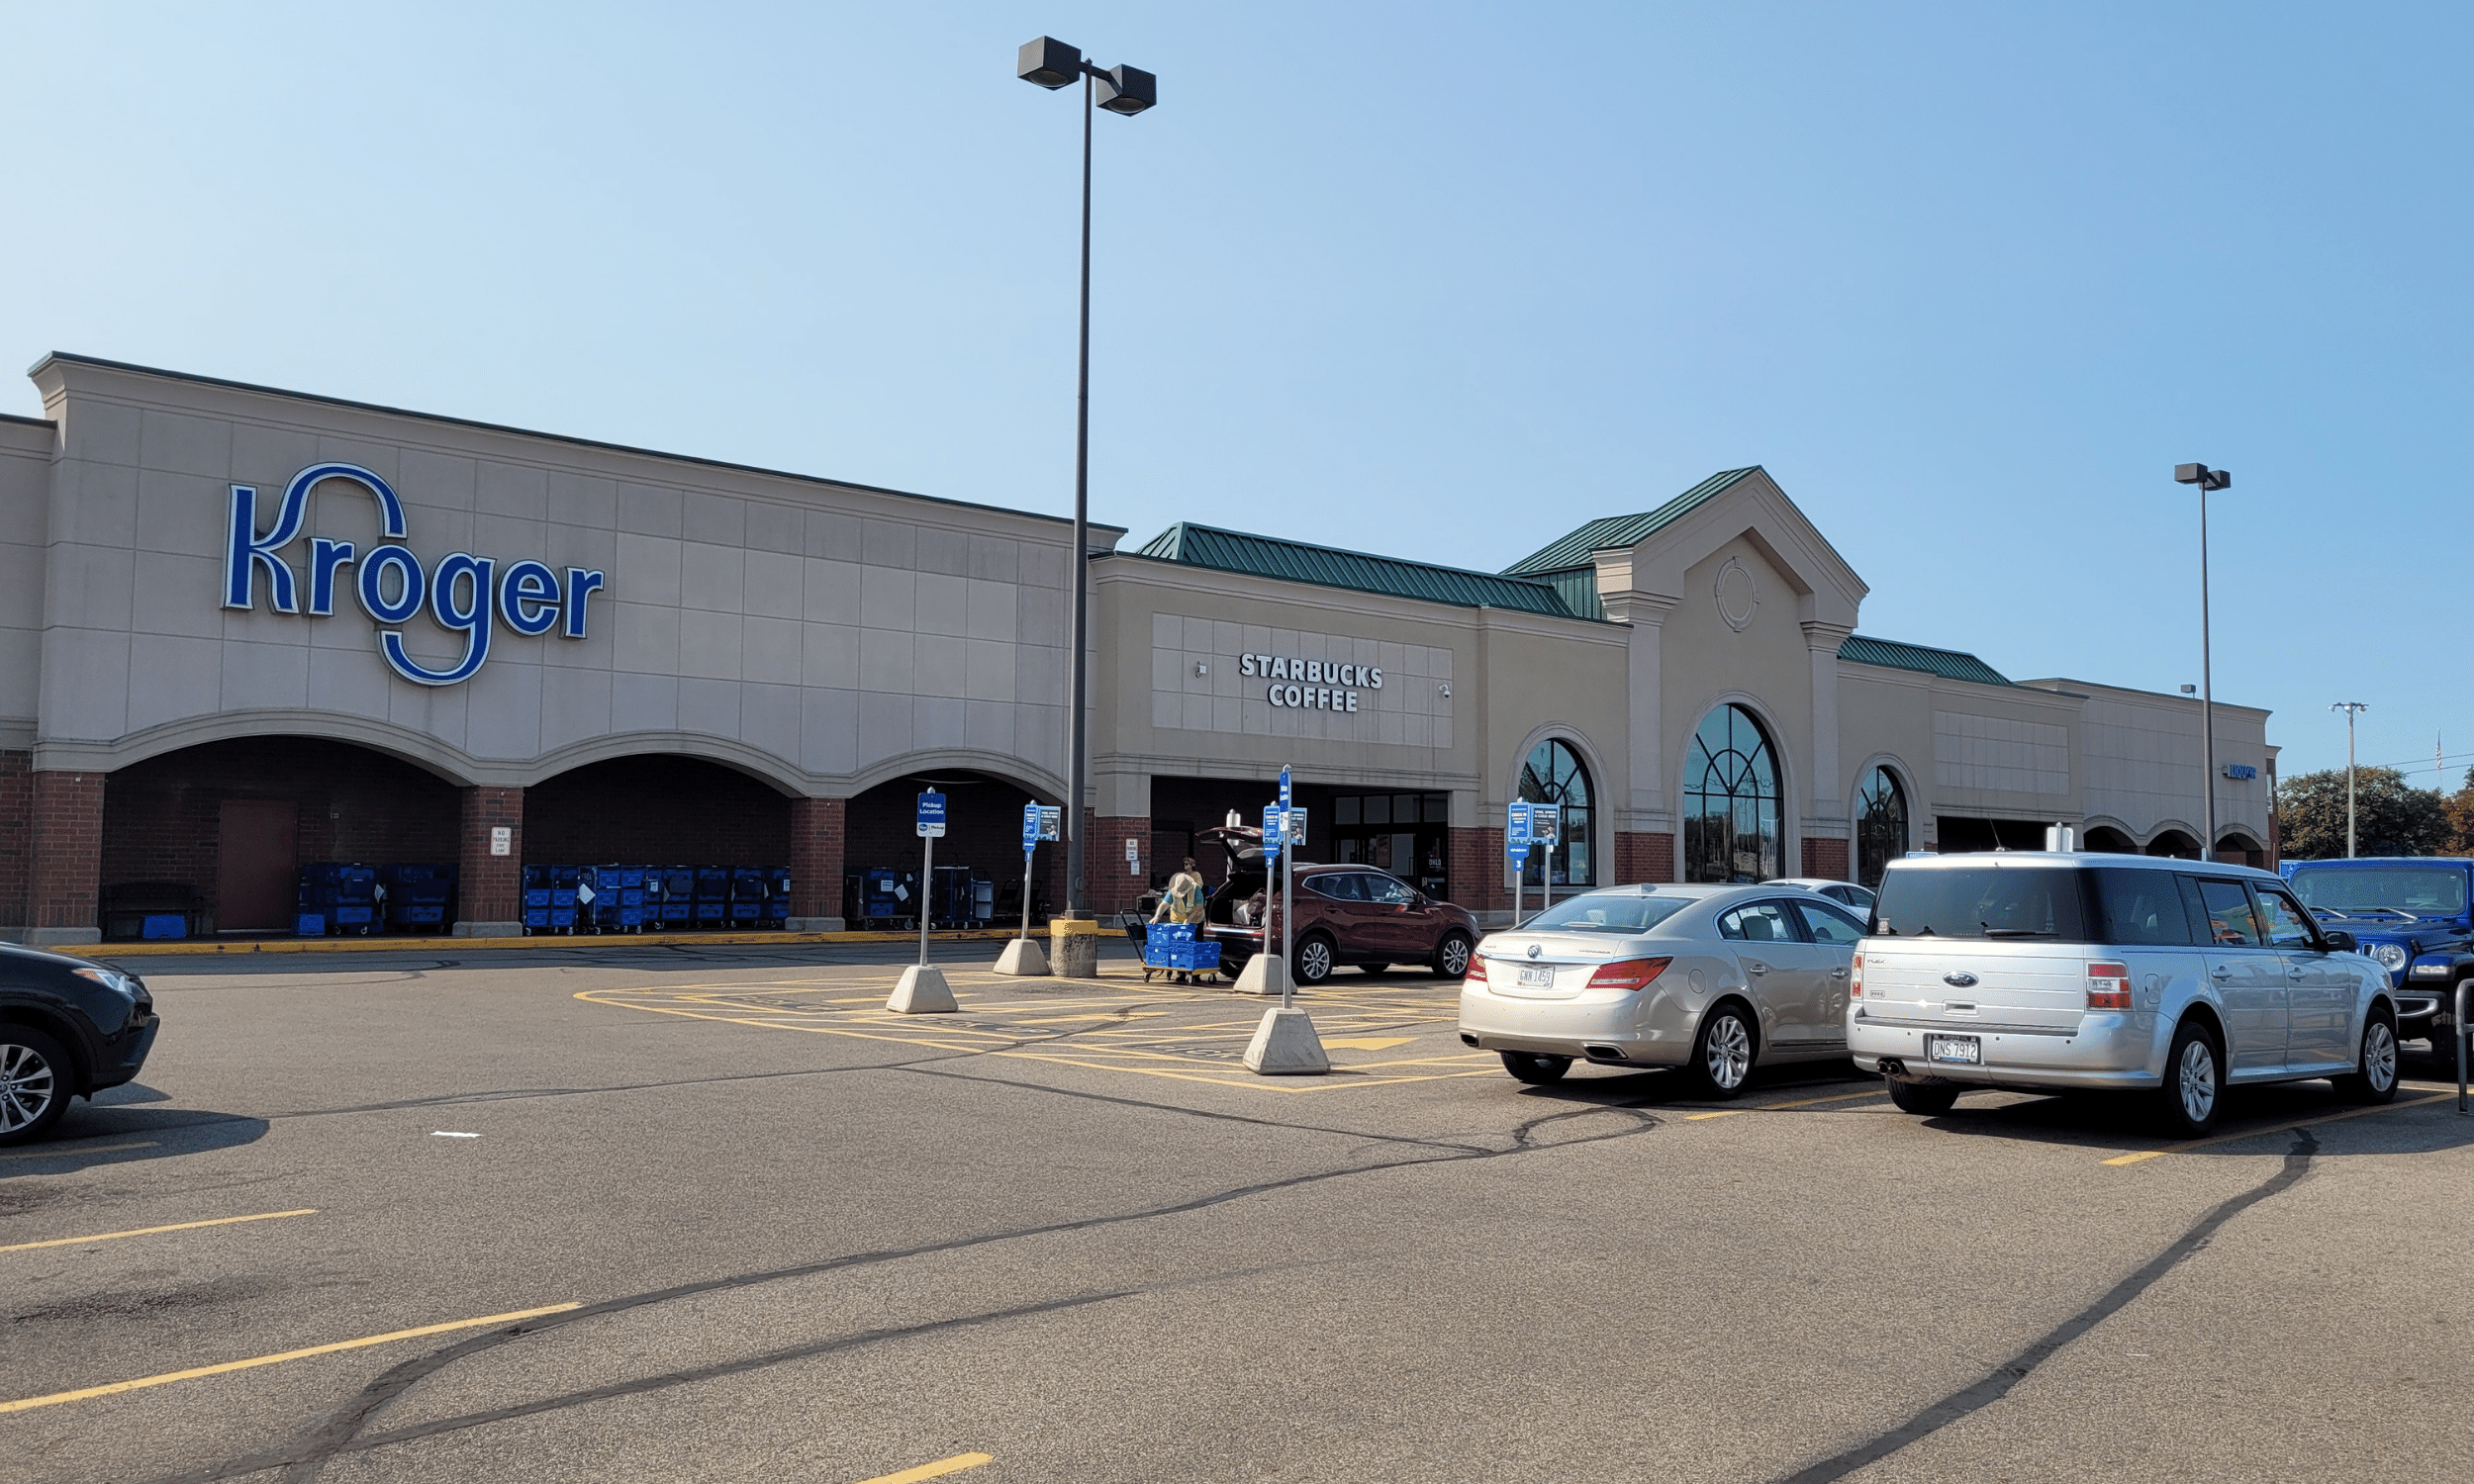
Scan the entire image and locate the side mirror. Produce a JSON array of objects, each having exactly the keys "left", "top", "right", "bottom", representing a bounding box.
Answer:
[{"left": 2322, "top": 930, "right": 2356, "bottom": 952}]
